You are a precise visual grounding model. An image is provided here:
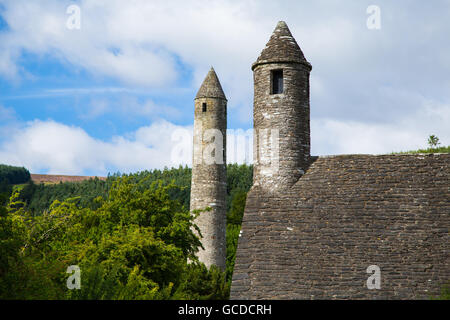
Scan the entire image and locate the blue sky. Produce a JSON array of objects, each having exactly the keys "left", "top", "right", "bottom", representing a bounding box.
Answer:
[{"left": 0, "top": 0, "right": 449, "bottom": 176}]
